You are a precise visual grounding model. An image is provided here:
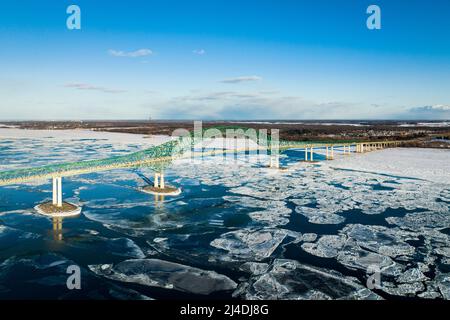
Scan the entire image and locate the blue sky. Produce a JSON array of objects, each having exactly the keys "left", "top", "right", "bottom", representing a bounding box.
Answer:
[{"left": 0, "top": 0, "right": 449, "bottom": 120}]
